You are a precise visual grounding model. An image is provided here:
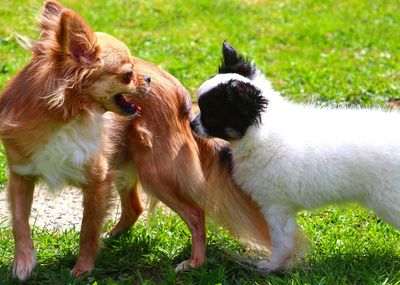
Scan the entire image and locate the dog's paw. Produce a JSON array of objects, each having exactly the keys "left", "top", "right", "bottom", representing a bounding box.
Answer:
[
  {"left": 175, "top": 259, "right": 201, "bottom": 272},
  {"left": 107, "top": 221, "right": 131, "bottom": 238},
  {"left": 107, "top": 226, "right": 123, "bottom": 238},
  {"left": 13, "top": 248, "right": 37, "bottom": 281},
  {"left": 71, "top": 258, "right": 94, "bottom": 277},
  {"left": 255, "top": 259, "right": 285, "bottom": 276}
]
